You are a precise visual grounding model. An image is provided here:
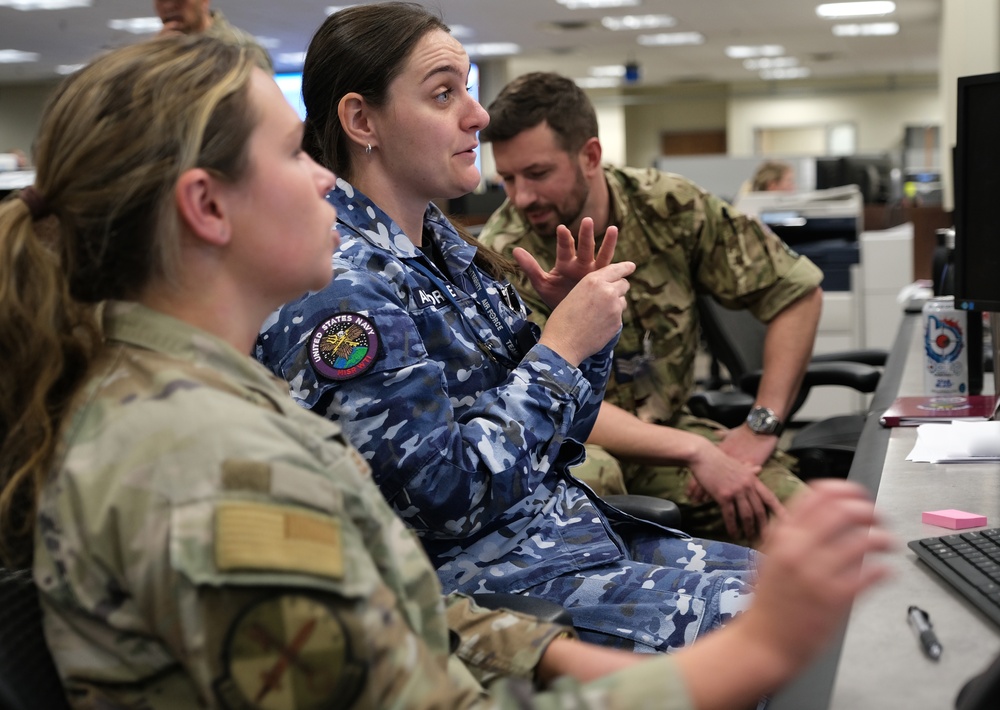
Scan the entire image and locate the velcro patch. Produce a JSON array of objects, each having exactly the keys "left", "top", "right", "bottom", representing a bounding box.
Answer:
[
  {"left": 308, "top": 312, "right": 379, "bottom": 381},
  {"left": 214, "top": 594, "right": 366, "bottom": 709},
  {"left": 215, "top": 502, "right": 344, "bottom": 579}
]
